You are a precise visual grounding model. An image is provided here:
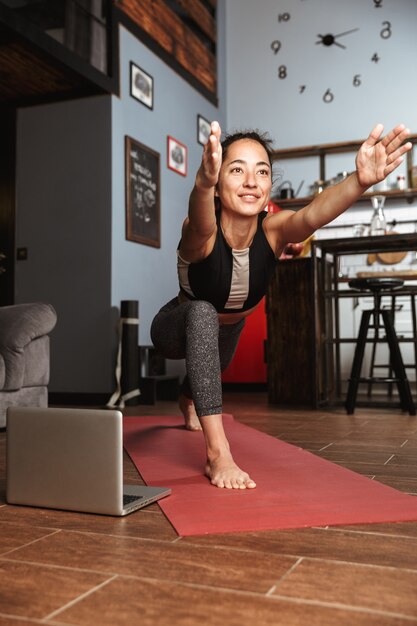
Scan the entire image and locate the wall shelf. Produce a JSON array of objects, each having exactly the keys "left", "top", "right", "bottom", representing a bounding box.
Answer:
[{"left": 272, "top": 134, "right": 417, "bottom": 209}]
